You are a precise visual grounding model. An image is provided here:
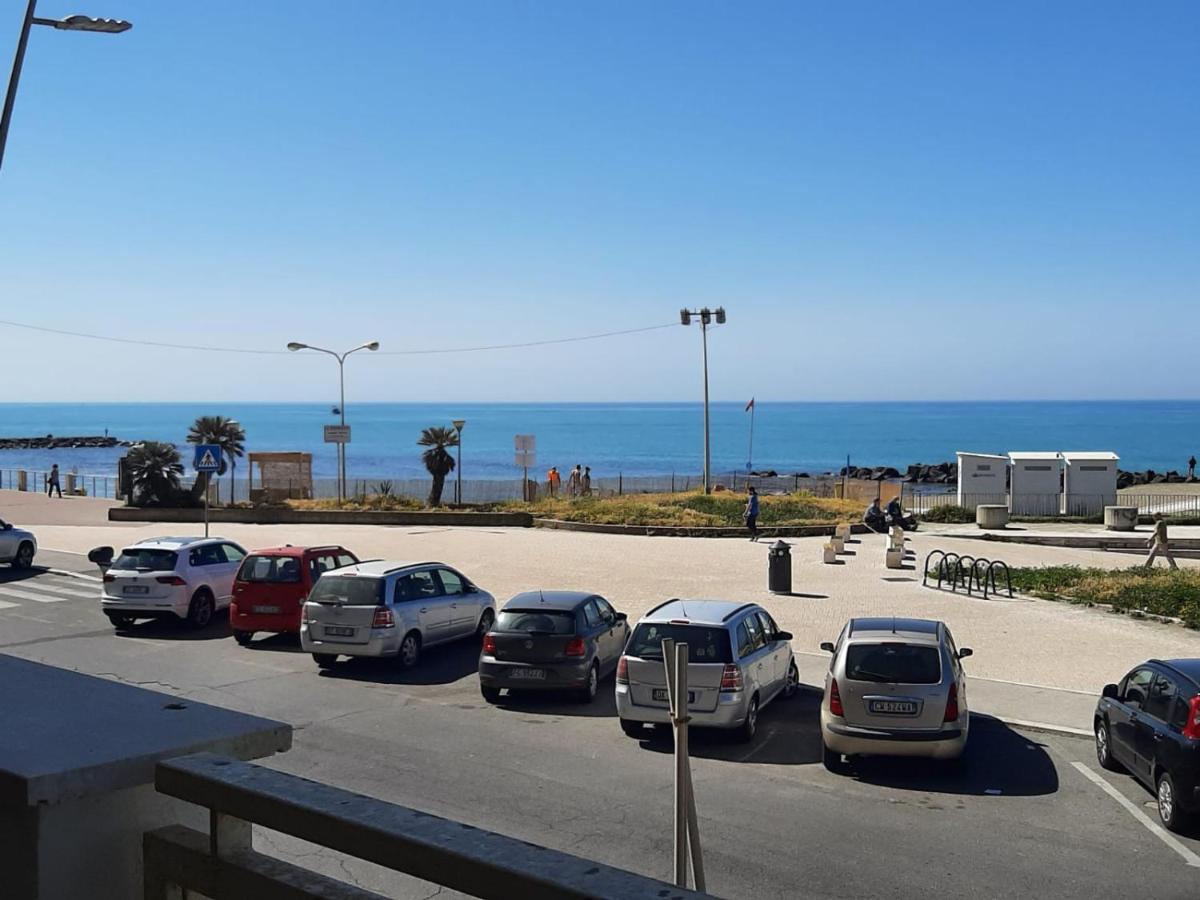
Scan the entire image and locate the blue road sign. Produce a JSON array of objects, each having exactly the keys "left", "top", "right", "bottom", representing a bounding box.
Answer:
[{"left": 193, "top": 444, "right": 222, "bottom": 472}]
